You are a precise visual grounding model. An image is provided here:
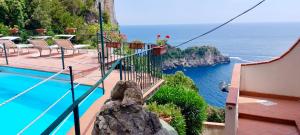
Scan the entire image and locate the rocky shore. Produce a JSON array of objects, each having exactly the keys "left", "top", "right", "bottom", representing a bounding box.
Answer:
[{"left": 163, "top": 45, "right": 230, "bottom": 69}]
